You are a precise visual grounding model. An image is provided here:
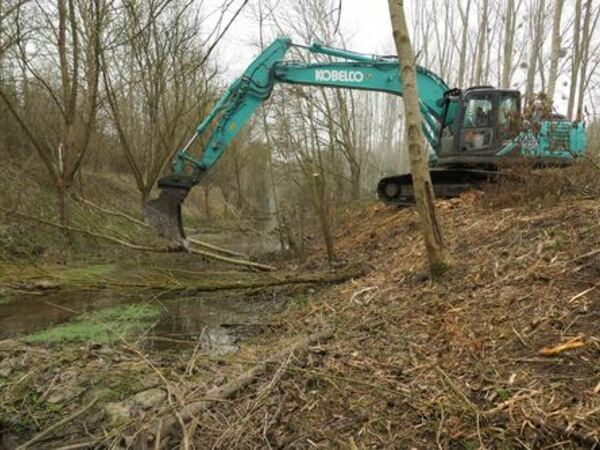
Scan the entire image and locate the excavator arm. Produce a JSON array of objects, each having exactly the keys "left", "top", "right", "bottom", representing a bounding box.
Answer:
[{"left": 145, "top": 37, "right": 456, "bottom": 245}]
